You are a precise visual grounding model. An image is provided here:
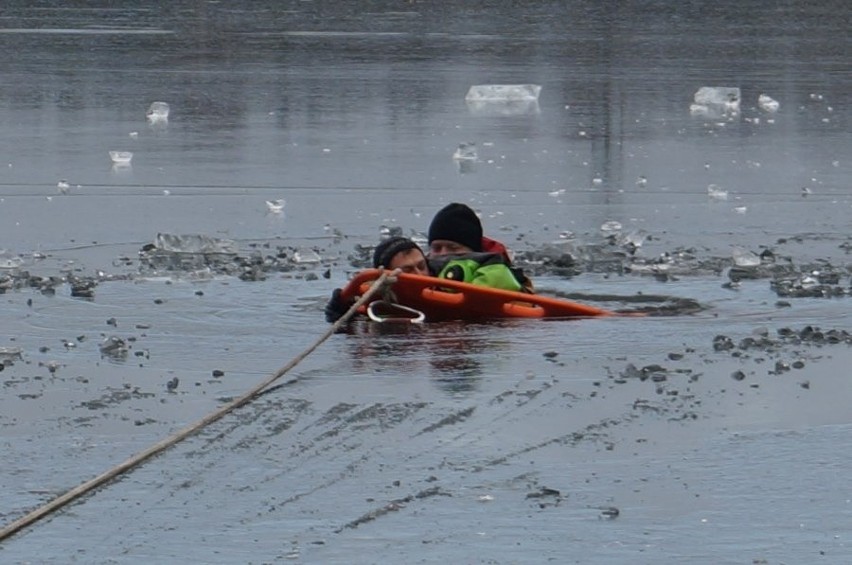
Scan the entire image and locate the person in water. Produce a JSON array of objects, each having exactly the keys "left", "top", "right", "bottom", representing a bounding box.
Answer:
[
  {"left": 324, "top": 236, "right": 428, "bottom": 323},
  {"left": 427, "top": 202, "right": 533, "bottom": 293}
]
